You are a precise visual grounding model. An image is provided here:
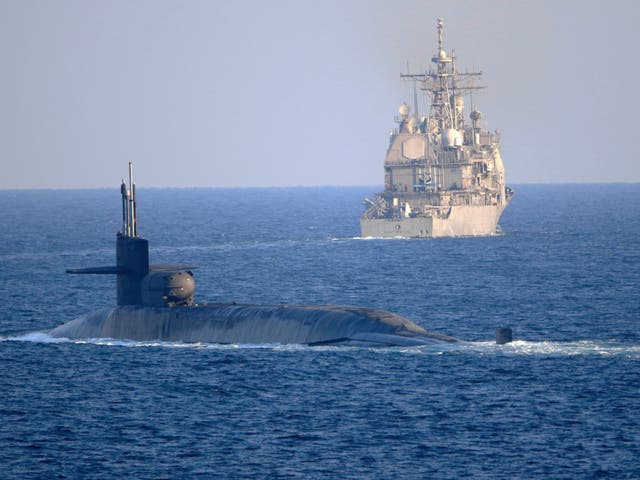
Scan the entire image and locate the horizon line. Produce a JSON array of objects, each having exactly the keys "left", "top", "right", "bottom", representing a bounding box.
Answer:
[{"left": 1, "top": 181, "right": 640, "bottom": 192}]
